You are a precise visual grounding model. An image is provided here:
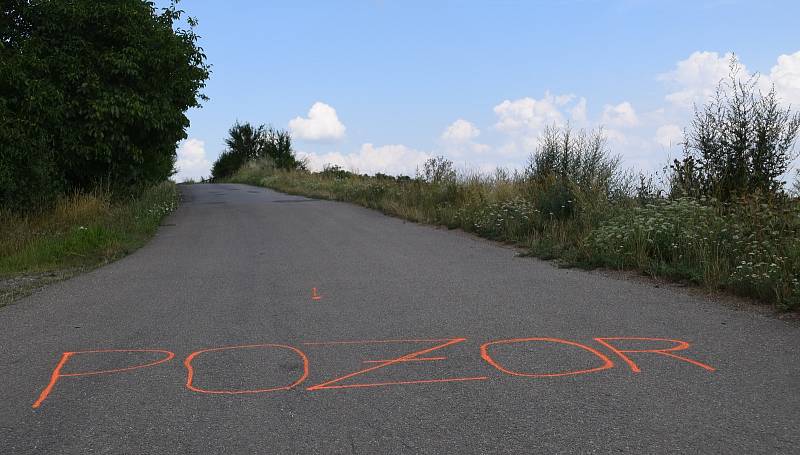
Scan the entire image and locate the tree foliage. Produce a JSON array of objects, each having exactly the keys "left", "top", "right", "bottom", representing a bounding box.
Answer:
[
  {"left": 211, "top": 121, "right": 304, "bottom": 180},
  {"left": 419, "top": 156, "right": 457, "bottom": 184},
  {"left": 1, "top": 0, "right": 210, "bottom": 210},
  {"left": 671, "top": 59, "right": 800, "bottom": 200}
]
